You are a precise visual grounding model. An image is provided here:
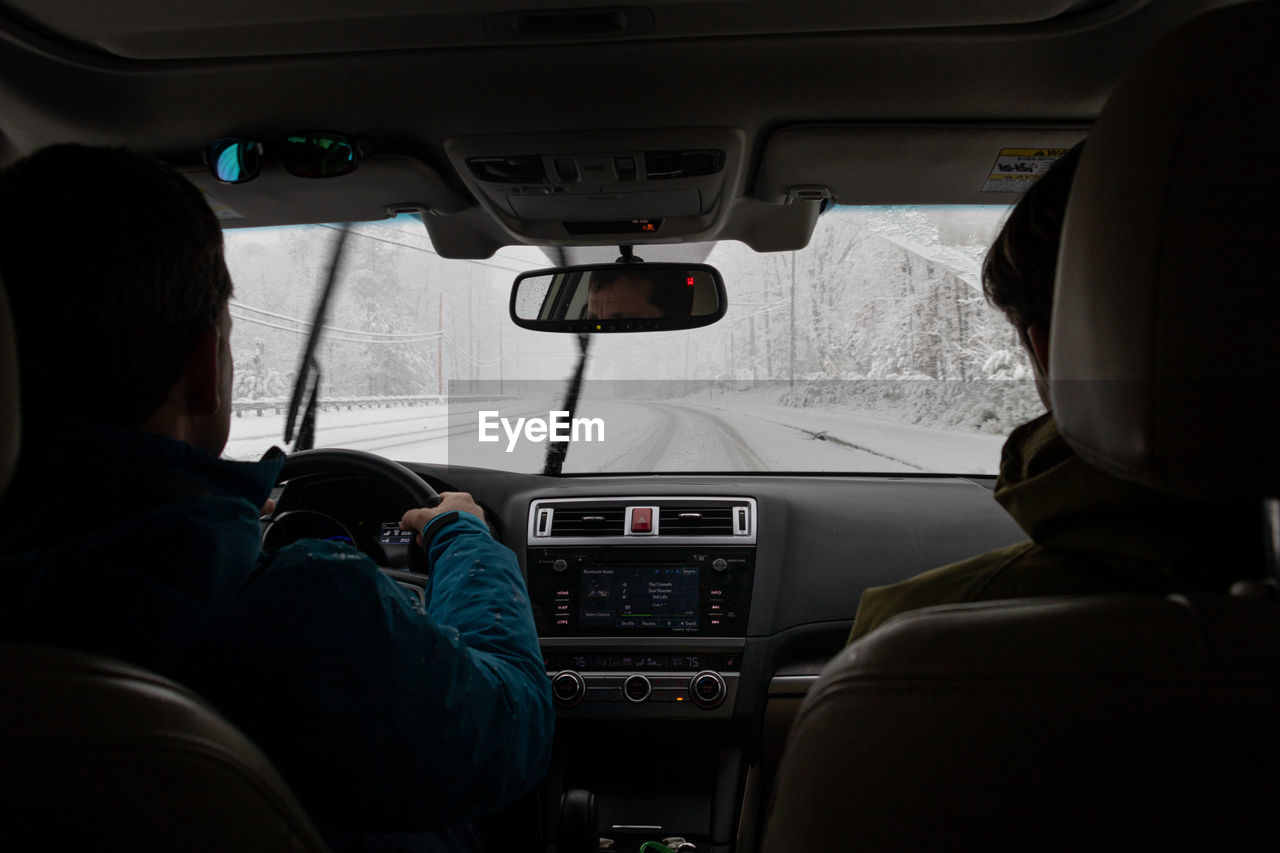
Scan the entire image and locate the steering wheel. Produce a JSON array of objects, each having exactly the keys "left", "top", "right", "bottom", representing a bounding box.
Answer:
[
  {"left": 277, "top": 448, "right": 440, "bottom": 507},
  {"left": 266, "top": 448, "right": 441, "bottom": 573}
]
